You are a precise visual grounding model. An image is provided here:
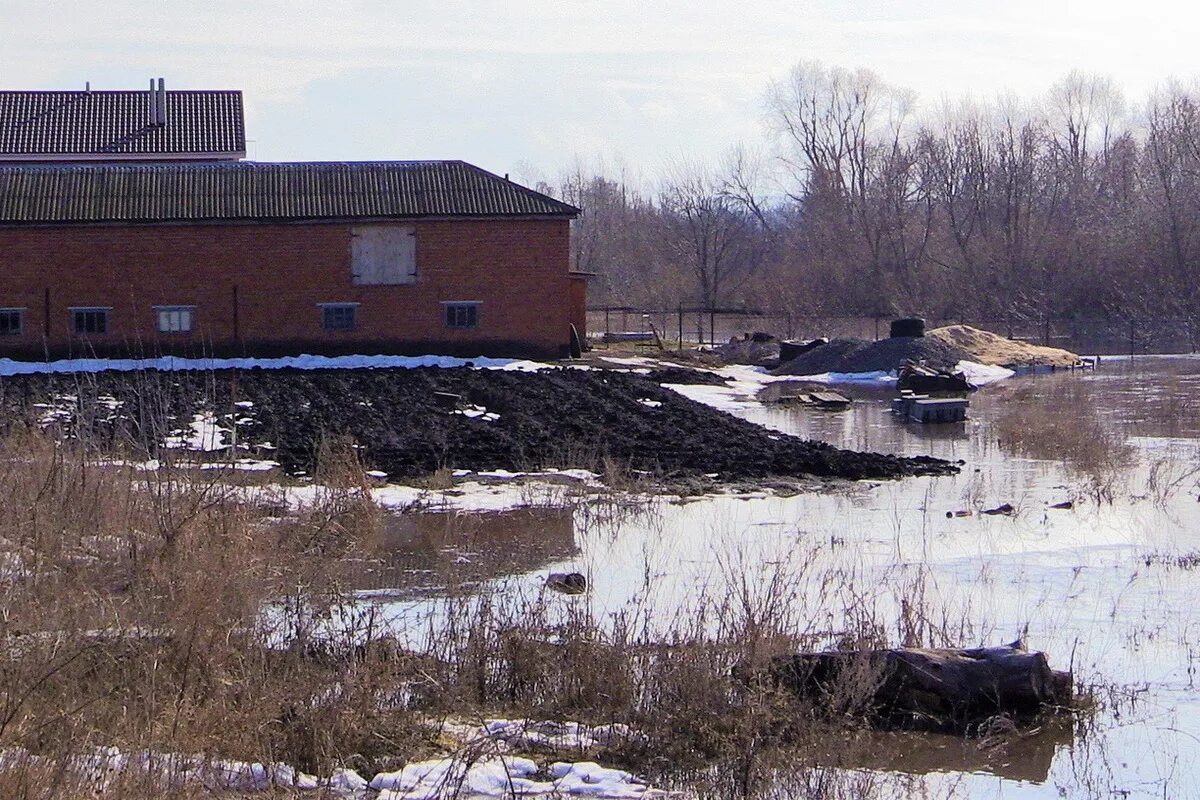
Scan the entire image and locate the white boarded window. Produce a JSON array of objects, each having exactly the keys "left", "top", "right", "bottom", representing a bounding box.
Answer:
[
  {"left": 156, "top": 306, "right": 194, "bottom": 333},
  {"left": 351, "top": 225, "right": 417, "bottom": 285}
]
